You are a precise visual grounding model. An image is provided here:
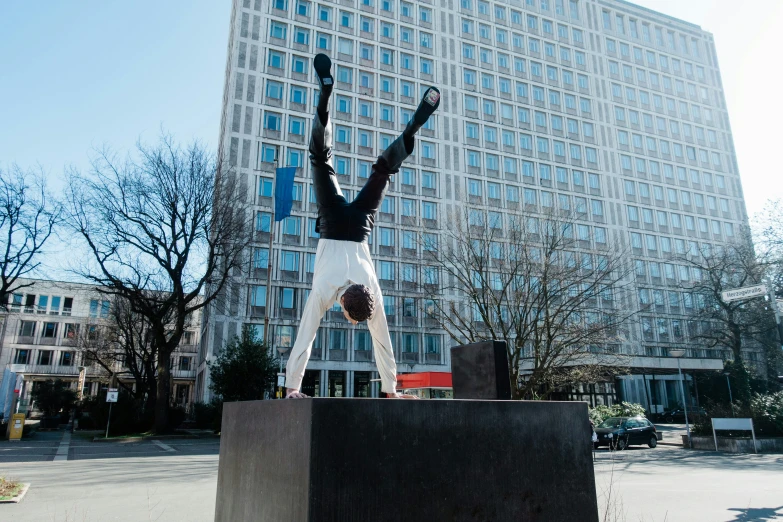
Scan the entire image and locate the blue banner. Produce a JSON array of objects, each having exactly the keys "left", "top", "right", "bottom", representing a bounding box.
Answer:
[{"left": 274, "top": 166, "right": 297, "bottom": 222}]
